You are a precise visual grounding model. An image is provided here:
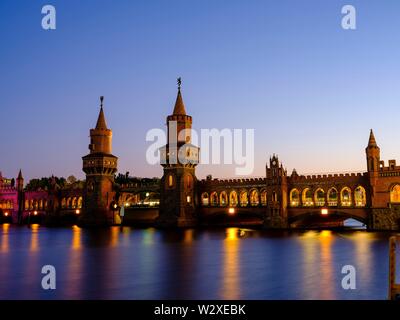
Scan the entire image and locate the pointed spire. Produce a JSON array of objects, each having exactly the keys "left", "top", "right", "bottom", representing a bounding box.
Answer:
[
  {"left": 172, "top": 77, "right": 186, "bottom": 115},
  {"left": 17, "top": 169, "right": 23, "bottom": 180},
  {"left": 95, "top": 96, "right": 108, "bottom": 130},
  {"left": 368, "top": 129, "right": 377, "bottom": 147}
]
